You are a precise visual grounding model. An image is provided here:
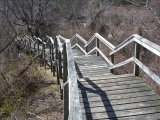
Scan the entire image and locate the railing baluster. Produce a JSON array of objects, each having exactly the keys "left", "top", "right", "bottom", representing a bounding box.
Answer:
[
  {"left": 96, "top": 38, "right": 99, "bottom": 56},
  {"left": 110, "top": 54, "right": 114, "bottom": 73},
  {"left": 52, "top": 44, "right": 55, "bottom": 76},
  {"left": 55, "top": 38, "right": 60, "bottom": 84},
  {"left": 50, "top": 44, "right": 52, "bottom": 72},
  {"left": 134, "top": 43, "right": 140, "bottom": 76},
  {"left": 63, "top": 43, "right": 69, "bottom": 120}
]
